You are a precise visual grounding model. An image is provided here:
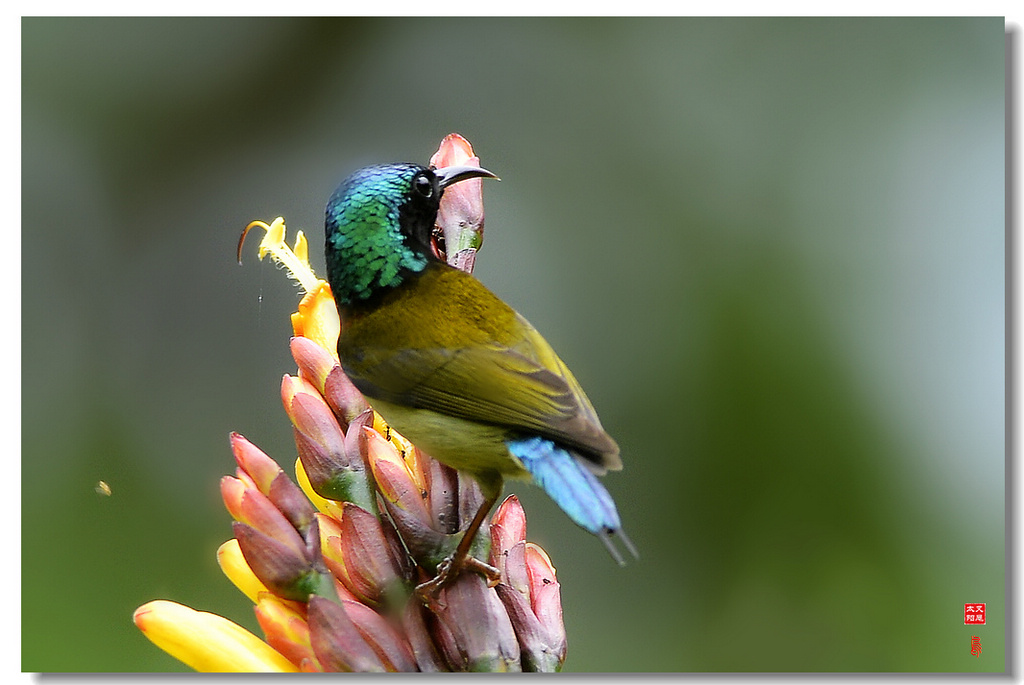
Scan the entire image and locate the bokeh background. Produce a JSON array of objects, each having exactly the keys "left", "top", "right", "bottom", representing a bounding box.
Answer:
[{"left": 22, "top": 17, "right": 1005, "bottom": 672}]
